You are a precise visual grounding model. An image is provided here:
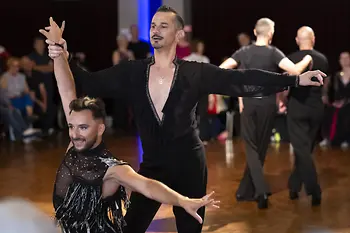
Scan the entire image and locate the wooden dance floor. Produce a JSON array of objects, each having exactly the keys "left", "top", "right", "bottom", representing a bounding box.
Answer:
[{"left": 1, "top": 131, "right": 350, "bottom": 233}]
